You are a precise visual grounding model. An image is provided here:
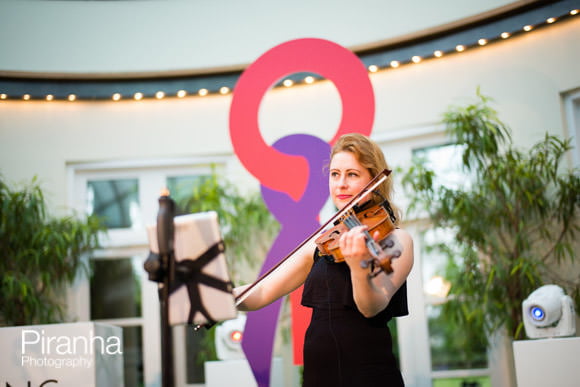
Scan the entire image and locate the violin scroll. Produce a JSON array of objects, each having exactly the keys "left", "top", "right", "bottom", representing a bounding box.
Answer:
[{"left": 360, "top": 233, "right": 402, "bottom": 277}]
